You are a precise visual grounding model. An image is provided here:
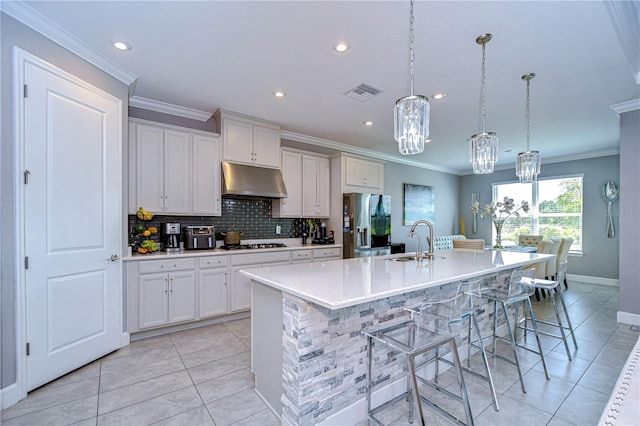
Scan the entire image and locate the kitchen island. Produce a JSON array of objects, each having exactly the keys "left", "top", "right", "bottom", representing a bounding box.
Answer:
[{"left": 241, "top": 249, "right": 553, "bottom": 425}]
